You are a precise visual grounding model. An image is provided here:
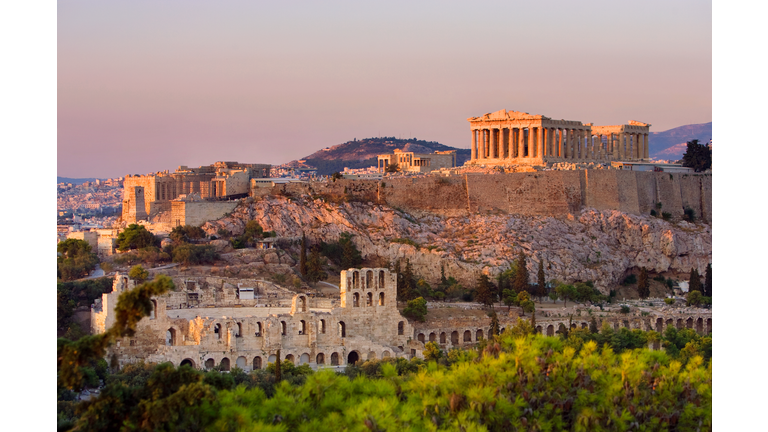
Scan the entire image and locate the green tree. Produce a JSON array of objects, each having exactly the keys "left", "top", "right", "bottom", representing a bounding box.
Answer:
[
  {"left": 589, "top": 316, "right": 599, "bottom": 333},
  {"left": 502, "top": 289, "right": 518, "bottom": 310},
  {"left": 686, "top": 290, "right": 703, "bottom": 307},
  {"left": 403, "top": 297, "right": 427, "bottom": 322},
  {"left": 117, "top": 224, "right": 158, "bottom": 251},
  {"left": 400, "top": 259, "right": 416, "bottom": 301},
  {"left": 681, "top": 139, "right": 712, "bottom": 172},
  {"left": 704, "top": 262, "right": 712, "bottom": 297},
  {"left": 637, "top": 267, "right": 650, "bottom": 299},
  {"left": 306, "top": 247, "right": 327, "bottom": 284},
  {"left": 128, "top": 264, "right": 149, "bottom": 283},
  {"left": 169, "top": 225, "right": 205, "bottom": 243},
  {"left": 688, "top": 268, "right": 702, "bottom": 293},
  {"left": 489, "top": 311, "right": 500, "bottom": 337},
  {"left": 339, "top": 232, "right": 363, "bottom": 269},
  {"left": 172, "top": 244, "right": 219, "bottom": 265},
  {"left": 423, "top": 341, "right": 442, "bottom": 362},
  {"left": 536, "top": 259, "right": 547, "bottom": 302},
  {"left": 475, "top": 274, "right": 495, "bottom": 308},
  {"left": 299, "top": 232, "right": 308, "bottom": 277},
  {"left": 517, "top": 291, "right": 534, "bottom": 316},
  {"left": 513, "top": 251, "right": 529, "bottom": 293},
  {"left": 57, "top": 238, "right": 99, "bottom": 281},
  {"left": 555, "top": 283, "right": 576, "bottom": 307}
]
